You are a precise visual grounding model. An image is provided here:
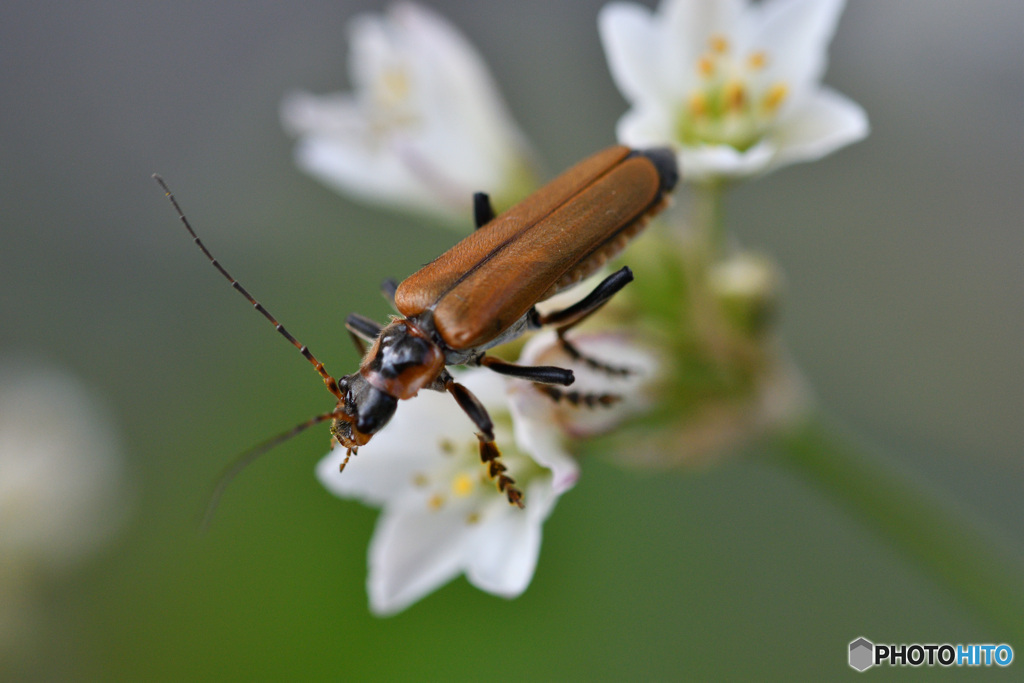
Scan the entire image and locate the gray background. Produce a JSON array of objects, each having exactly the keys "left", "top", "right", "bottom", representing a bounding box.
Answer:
[{"left": 1, "top": 0, "right": 1020, "bottom": 679}]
